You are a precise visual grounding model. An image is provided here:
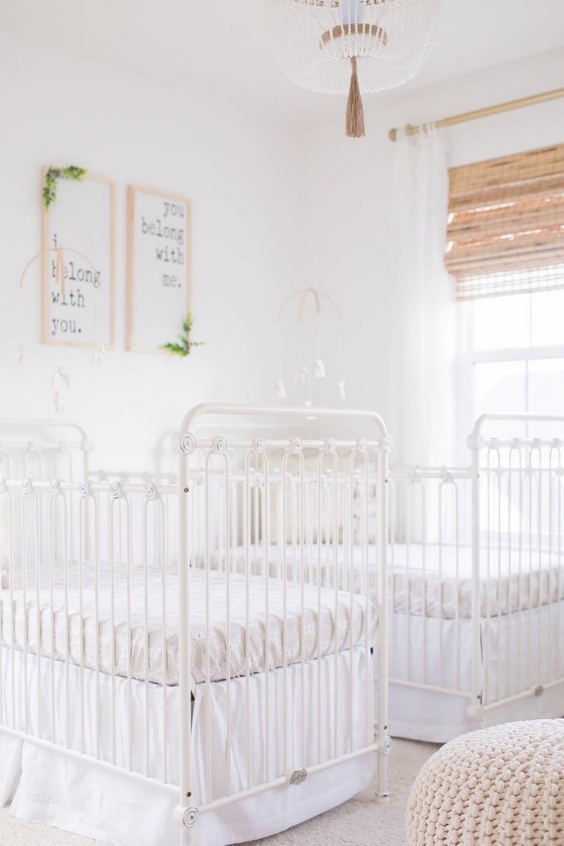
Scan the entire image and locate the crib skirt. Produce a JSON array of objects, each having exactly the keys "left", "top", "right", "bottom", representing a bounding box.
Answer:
[{"left": 0, "top": 646, "right": 374, "bottom": 846}]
